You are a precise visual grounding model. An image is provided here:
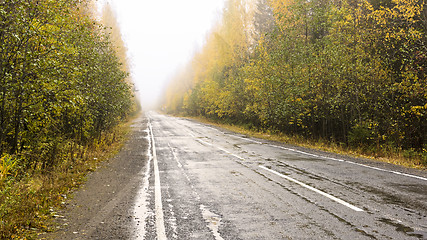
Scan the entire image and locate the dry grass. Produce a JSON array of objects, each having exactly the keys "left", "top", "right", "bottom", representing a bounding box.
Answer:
[{"left": 0, "top": 117, "right": 135, "bottom": 239}]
